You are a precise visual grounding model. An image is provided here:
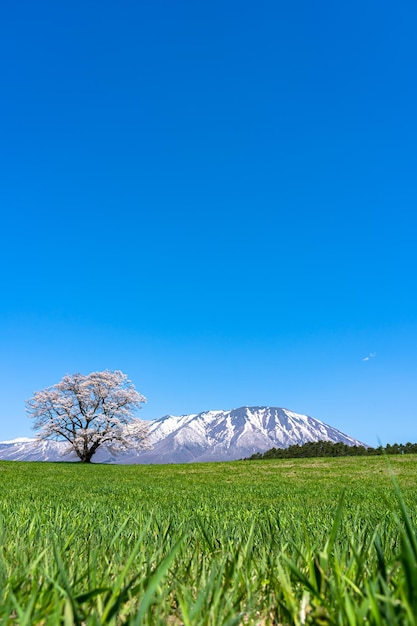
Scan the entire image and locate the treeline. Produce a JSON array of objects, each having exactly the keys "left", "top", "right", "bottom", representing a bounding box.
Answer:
[{"left": 247, "top": 440, "right": 417, "bottom": 460}]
